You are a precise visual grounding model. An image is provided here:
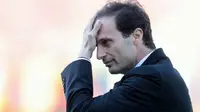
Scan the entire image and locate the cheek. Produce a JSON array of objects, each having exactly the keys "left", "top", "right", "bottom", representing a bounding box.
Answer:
[
  {"left": 116, "top": 45, "right": 134, "bottom": 64},
  {"left": 110, "top": 44, "right": 125, "bottom": 63}
]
